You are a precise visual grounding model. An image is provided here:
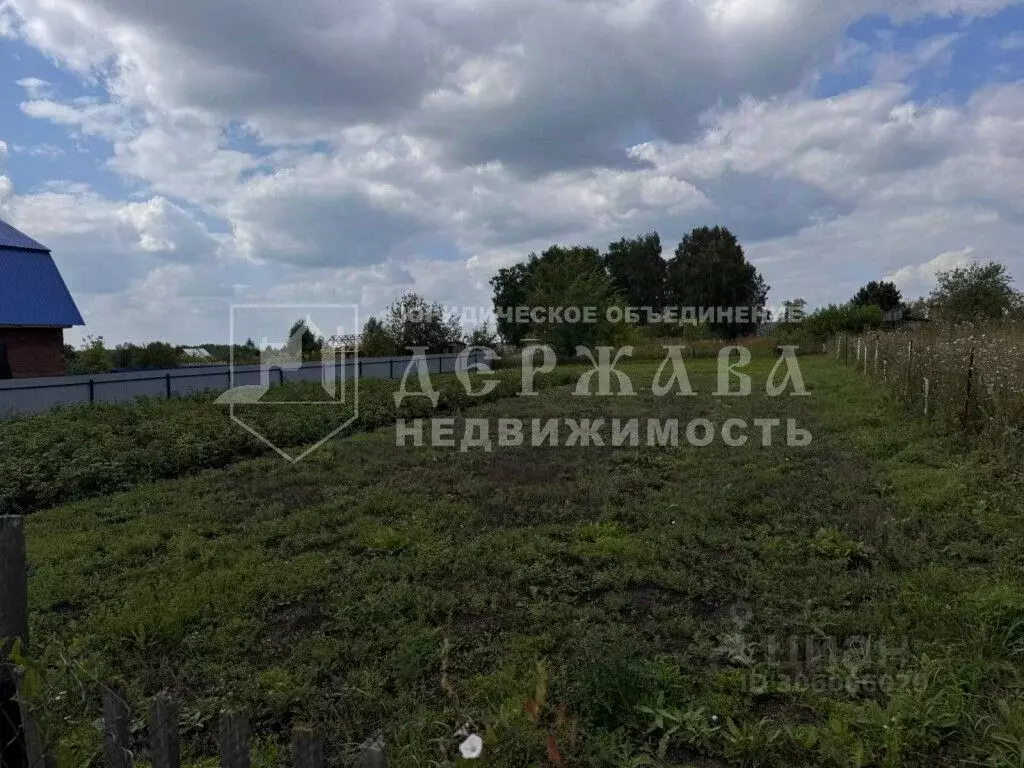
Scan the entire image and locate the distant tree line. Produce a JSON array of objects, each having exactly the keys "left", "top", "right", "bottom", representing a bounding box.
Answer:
[
  {"left": 66, "top": 243, "right": 1022, "bottom": 375},
  {"left": 490, "top": 225, "right": 769, "bottom": 354},
  {"left": 781, "top": 260, "right": 1023, "bottom": 343},
  {"left": 65, "top": 338, "right": 262, "bottom": 375},
  {"left": 286, "top": 293, "right": 468, "bottom": 361}
]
